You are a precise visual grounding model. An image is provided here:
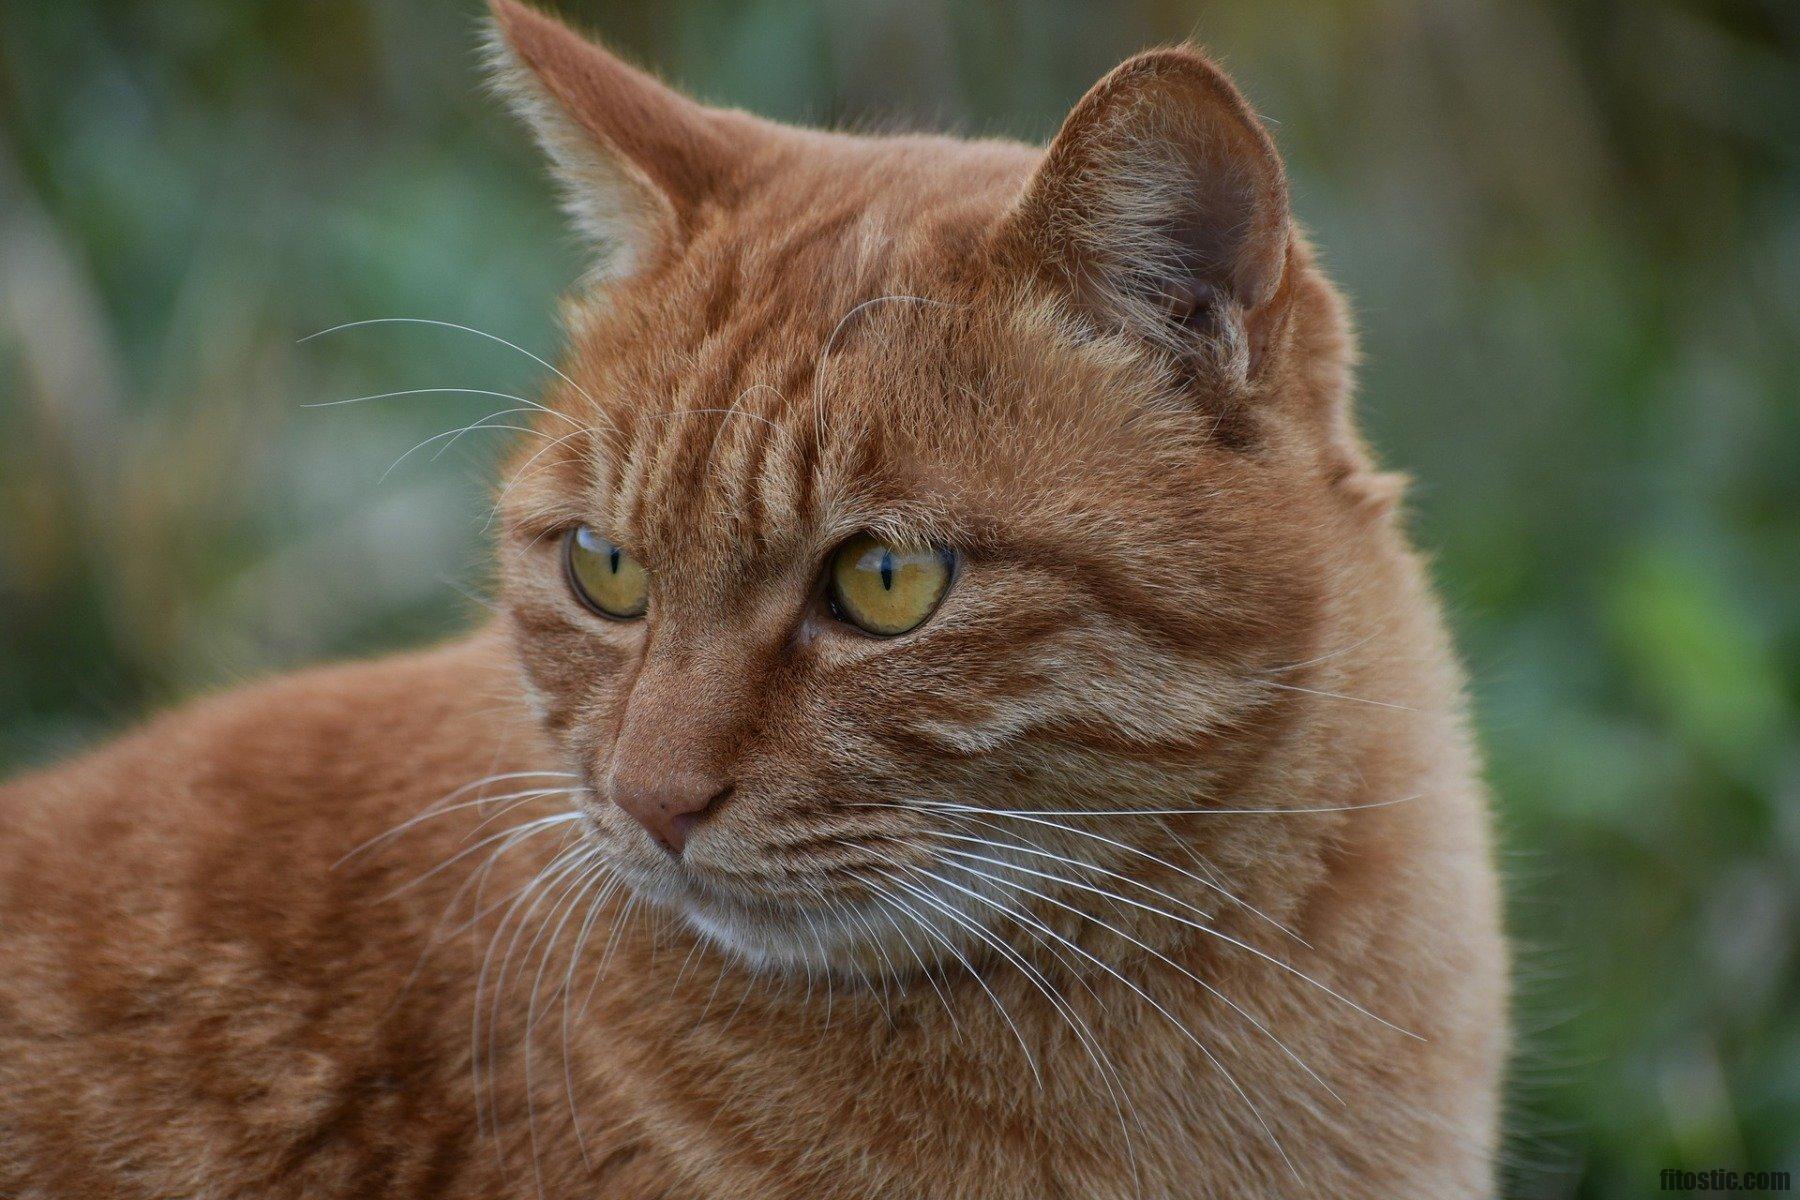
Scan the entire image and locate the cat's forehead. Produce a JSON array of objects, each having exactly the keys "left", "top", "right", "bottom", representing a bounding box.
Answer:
[
  {"left": 501, "top": 166, "right": 1215, "bottom": 601},
  {"left": 565, "top": 298, "right": 989, "bottom": 568},
  {"left": 550, "top": 250, "right": 1193, "bottom": 577}
]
